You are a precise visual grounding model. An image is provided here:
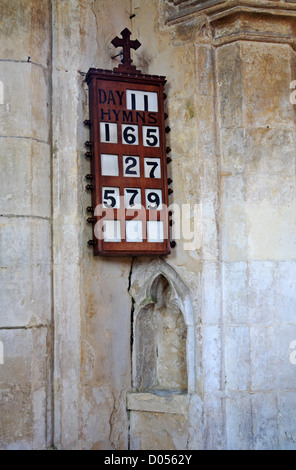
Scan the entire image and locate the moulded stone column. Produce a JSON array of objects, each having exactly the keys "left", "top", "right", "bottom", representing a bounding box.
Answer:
[
  {"left": 0, "top": 0, "right": 52, "bottom": 450},
  {"left": 166, "top": 0, "right": 296, "bottom": 450}
]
